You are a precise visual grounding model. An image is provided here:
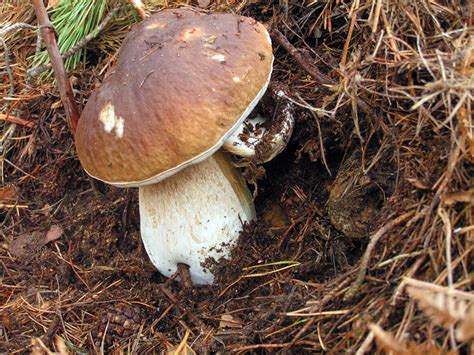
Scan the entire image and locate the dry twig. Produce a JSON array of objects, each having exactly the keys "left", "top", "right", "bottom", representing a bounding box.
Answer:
[
  {"left": 32, "top": 0, "right": 80, "bottom": 134},
  {"left": 271, "top": 29, "right": 336, "bottom": 85},
  {"left": 345, "top": 210, "right": 417, "bottom": 300}
]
